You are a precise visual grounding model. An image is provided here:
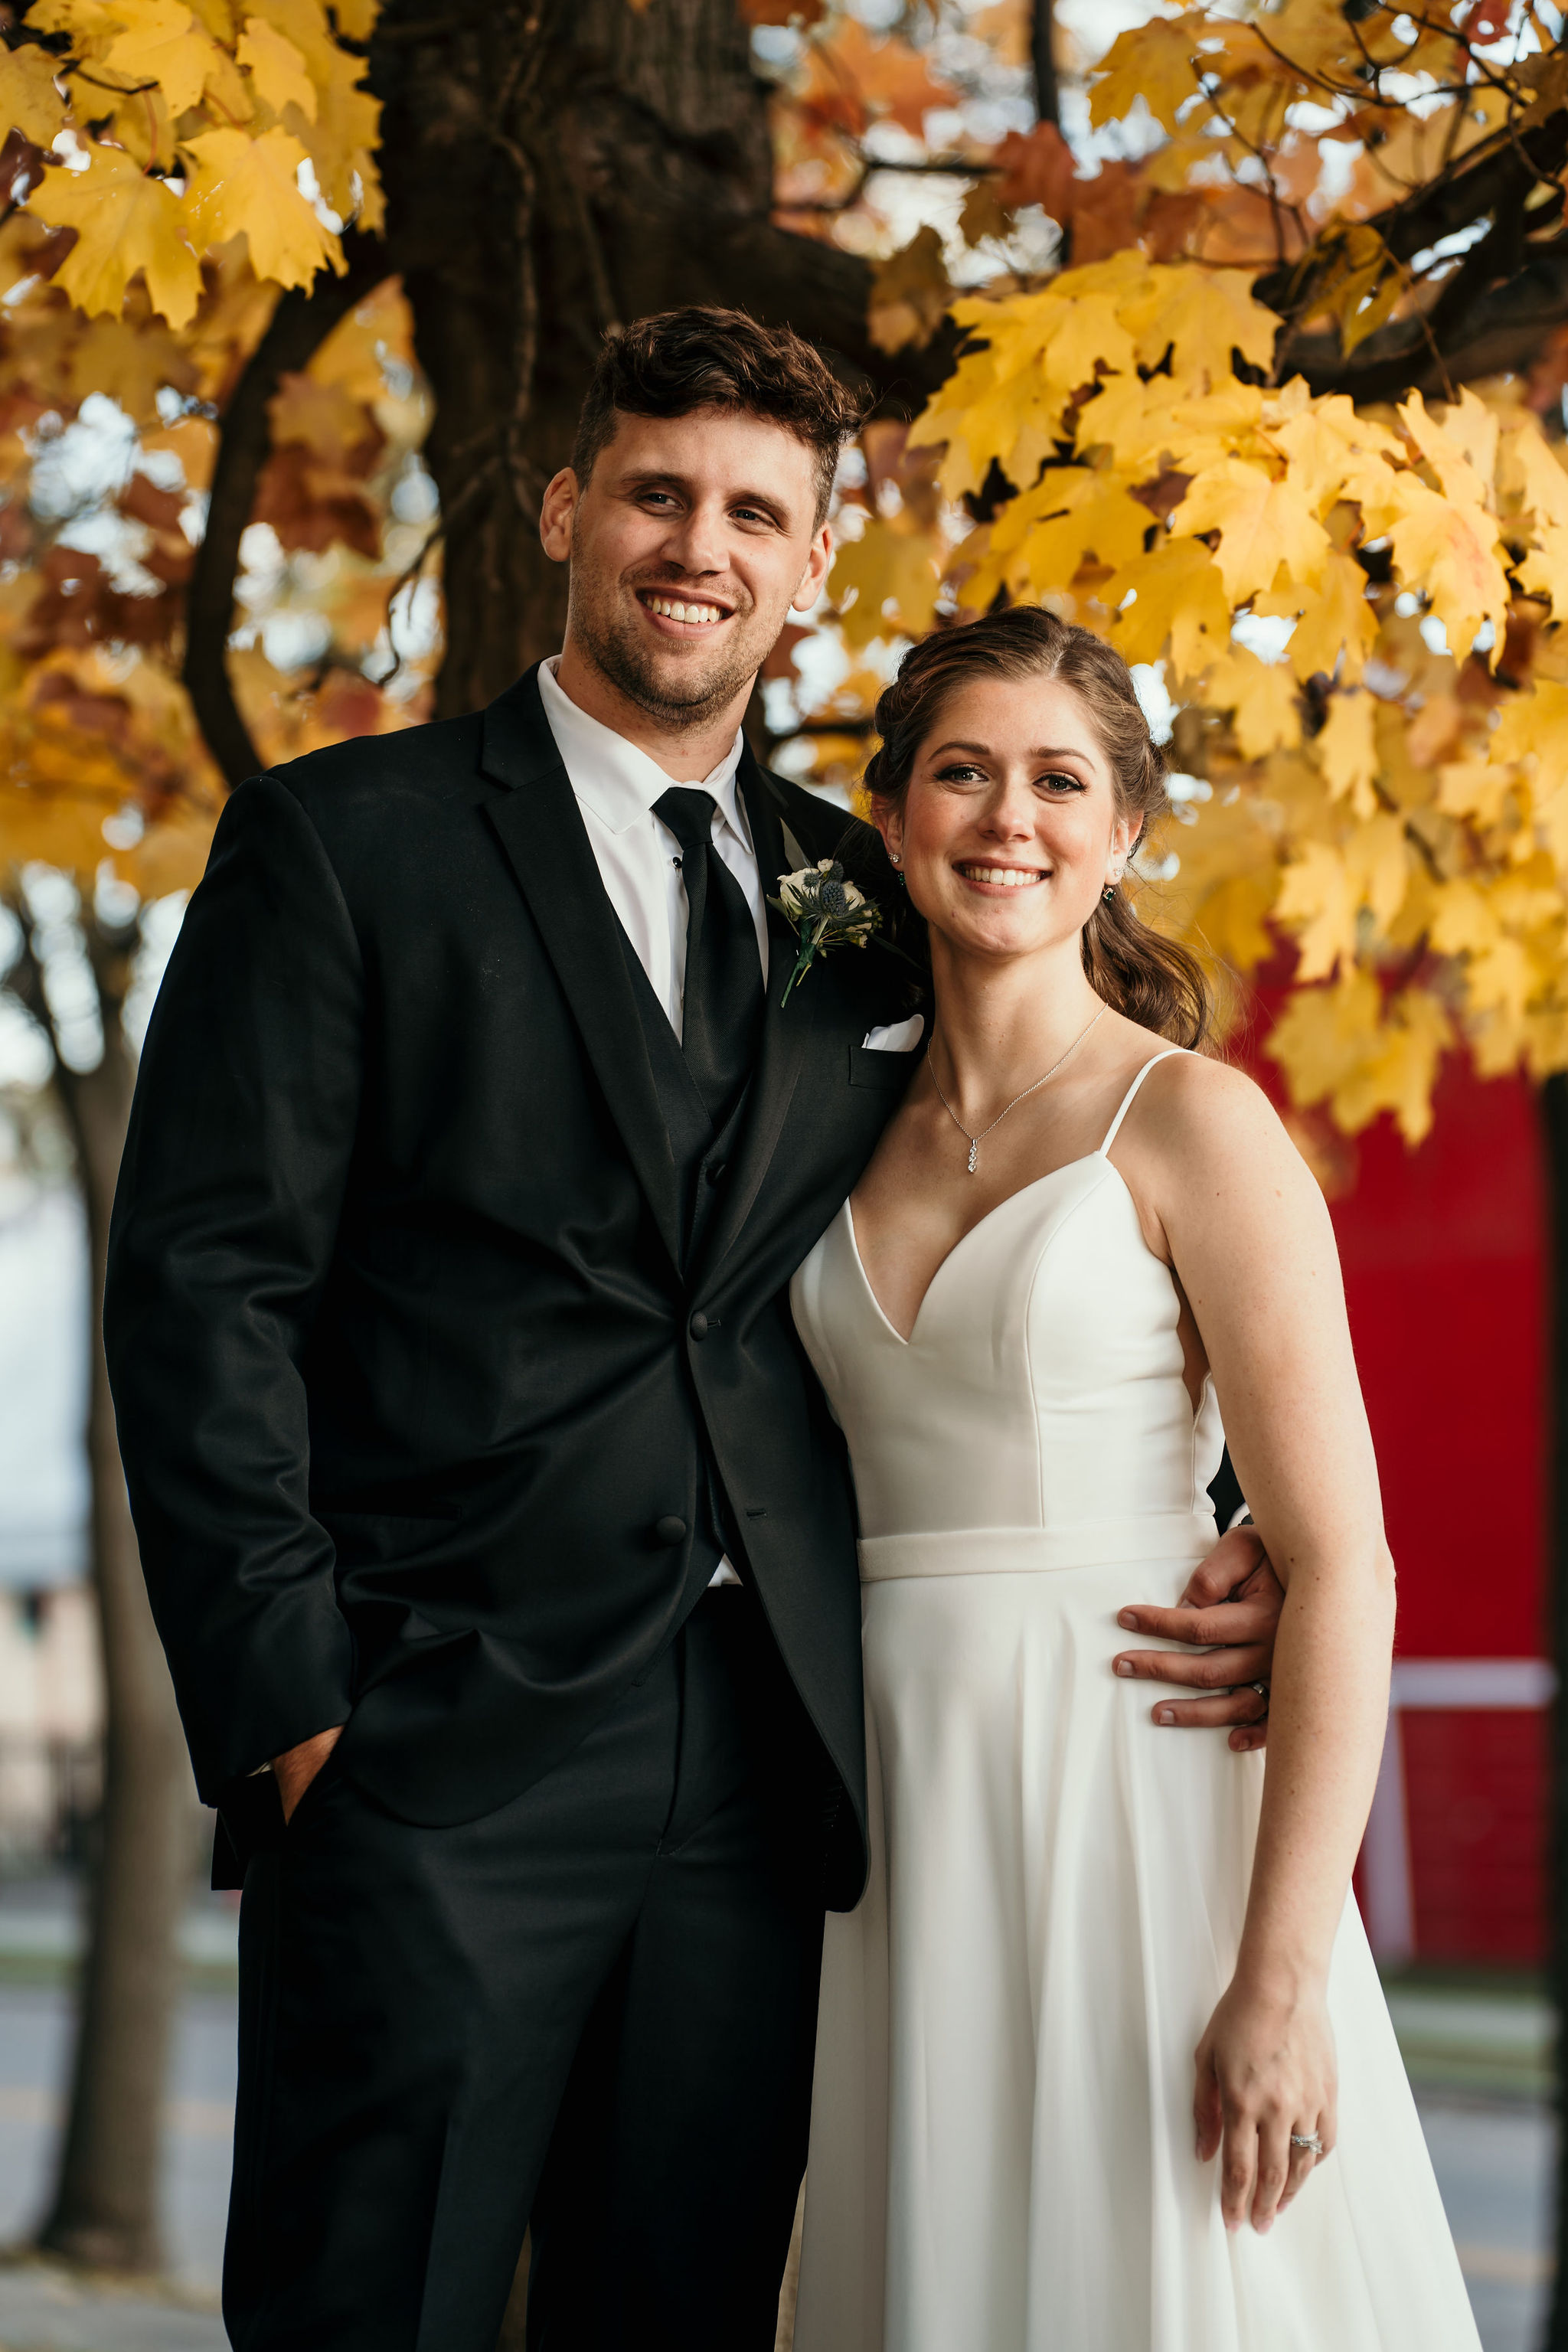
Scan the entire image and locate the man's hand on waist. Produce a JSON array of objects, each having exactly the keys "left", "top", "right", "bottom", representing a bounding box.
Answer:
[{"left": 1110, "top": 1524, "right": 1283, "bottom": 1753}]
